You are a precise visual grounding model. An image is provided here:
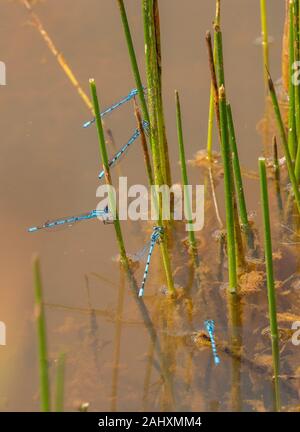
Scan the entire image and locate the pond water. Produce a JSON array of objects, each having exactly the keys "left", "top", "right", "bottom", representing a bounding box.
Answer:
[{"left": 0, "top": 0, "right": 299, "bottom": 412}]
